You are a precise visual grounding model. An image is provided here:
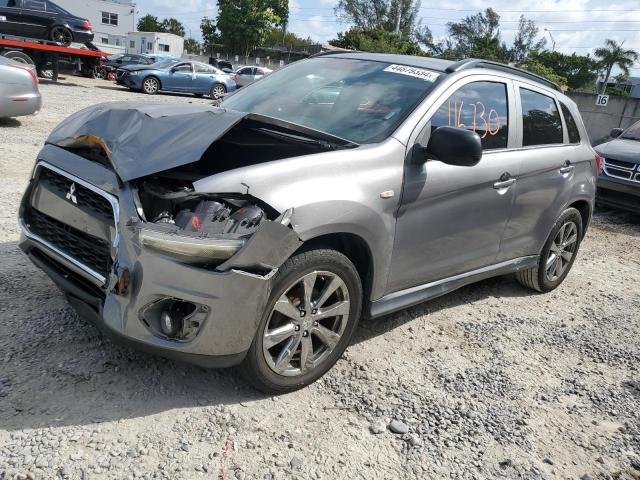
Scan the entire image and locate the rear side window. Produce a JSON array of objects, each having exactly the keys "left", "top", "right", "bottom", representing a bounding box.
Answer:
[
  {"left": 560, "top": 103, "right": 581, "bottom": 143},
  {"left": 520, "top": 88, "right": 563, "bottom": 146},
  {"left": 430, "top": 81, "right": 509, "bottom": 150}
]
